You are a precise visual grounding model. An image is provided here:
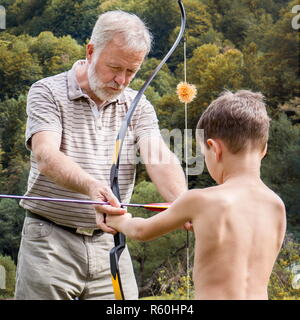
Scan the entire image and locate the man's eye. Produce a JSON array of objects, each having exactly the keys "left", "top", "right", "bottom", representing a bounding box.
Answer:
[{"left": 109, "top": 66, "right": 120, "bottom": 71}]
